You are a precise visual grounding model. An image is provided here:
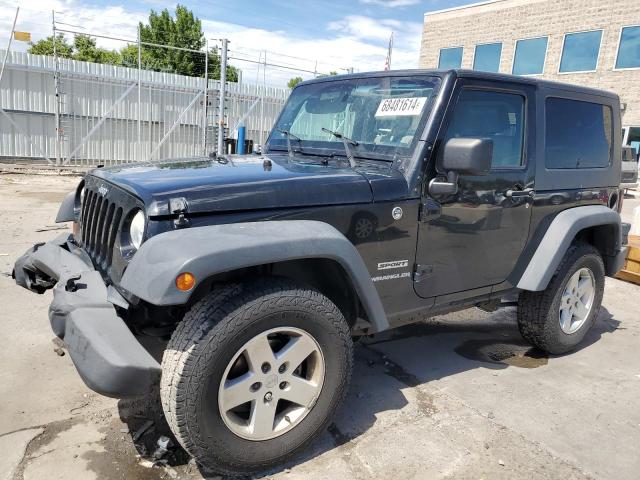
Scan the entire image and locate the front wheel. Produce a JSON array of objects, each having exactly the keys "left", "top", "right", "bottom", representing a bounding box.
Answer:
[
  {"left": 160, "top": 278, "right": 353, "bottom": 476},
  {"left": 517, "top": 243, "right": 605, "bottom": 355}
]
